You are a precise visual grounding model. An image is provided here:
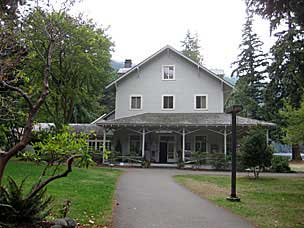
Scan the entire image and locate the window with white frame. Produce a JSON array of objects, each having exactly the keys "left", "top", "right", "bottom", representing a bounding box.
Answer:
[
  {"left": 195, "top": 136, "right": 207, "bottom": 152},
  {"left": 129, "top": 135, "right": 141, "bottom": 155},
  {"left": 130, "top": 95, "right": 142, "bottom": 110},
  {"left": 162, "top": 95, "right": 174, "bottom": 110},
  {"left": 194, "top": 94, "right": 208, "bottom": 110},
  {"left": 162, "top": 65, "right": 175, "bottom": 80}
]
